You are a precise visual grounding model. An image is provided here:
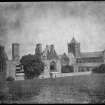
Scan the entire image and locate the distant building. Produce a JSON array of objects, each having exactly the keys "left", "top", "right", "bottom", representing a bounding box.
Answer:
[
  {"left": 41, "top": 44, "right": 61, "bottom": 78},
  {"left": 68, "top": 37, "right": 105, "bottom": 72},
  {"left": 68, "top": 37, "right": 80, "bottom": 58},
  {"left": 39, "top": 37, "right": 105, "bottom": 78},
  {"left": 6, "top": 37, "right": 105, "bottom": 79}
]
